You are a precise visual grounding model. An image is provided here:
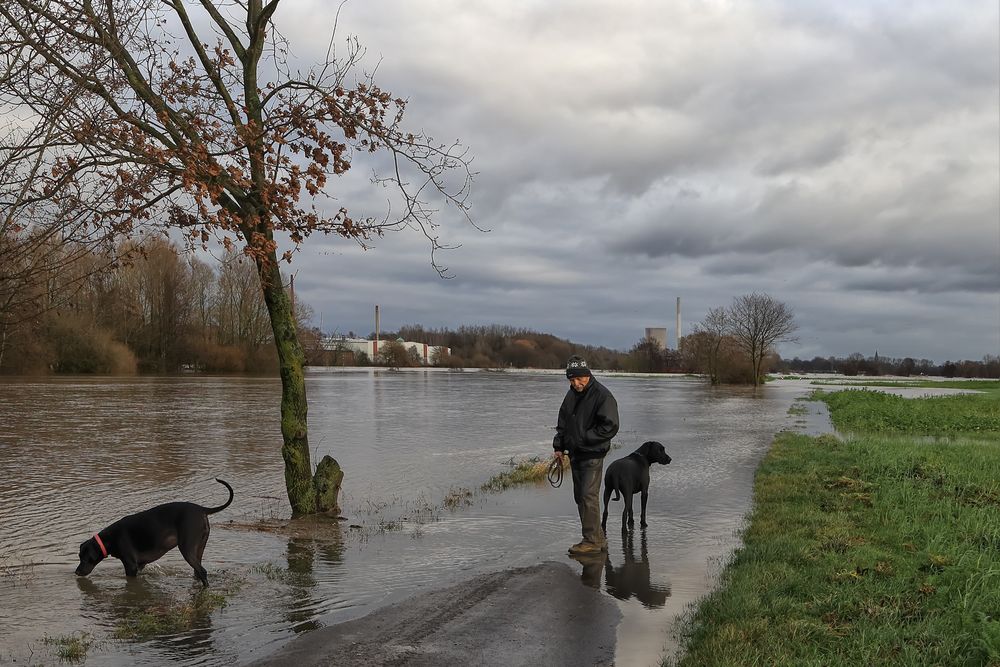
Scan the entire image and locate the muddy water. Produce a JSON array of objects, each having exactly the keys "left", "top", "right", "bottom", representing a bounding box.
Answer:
[{"left": 0, "top": 371, "right": 817, "bottom": 666}]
